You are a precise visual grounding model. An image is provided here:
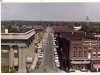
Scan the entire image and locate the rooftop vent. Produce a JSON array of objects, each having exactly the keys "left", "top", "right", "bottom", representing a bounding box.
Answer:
[{"left": 5, "top": 29, "right": 8, "bottom": 33}]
